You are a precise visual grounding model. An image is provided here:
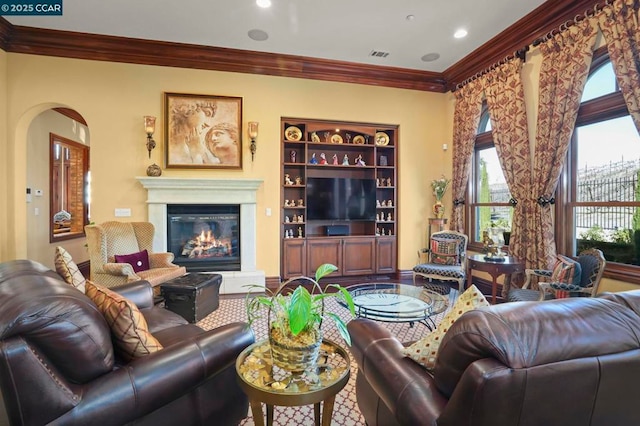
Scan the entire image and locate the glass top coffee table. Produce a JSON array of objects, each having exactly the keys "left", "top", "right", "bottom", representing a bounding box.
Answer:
[{"left": 343, "top": 283, "right": 448, "bottom": 329}]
